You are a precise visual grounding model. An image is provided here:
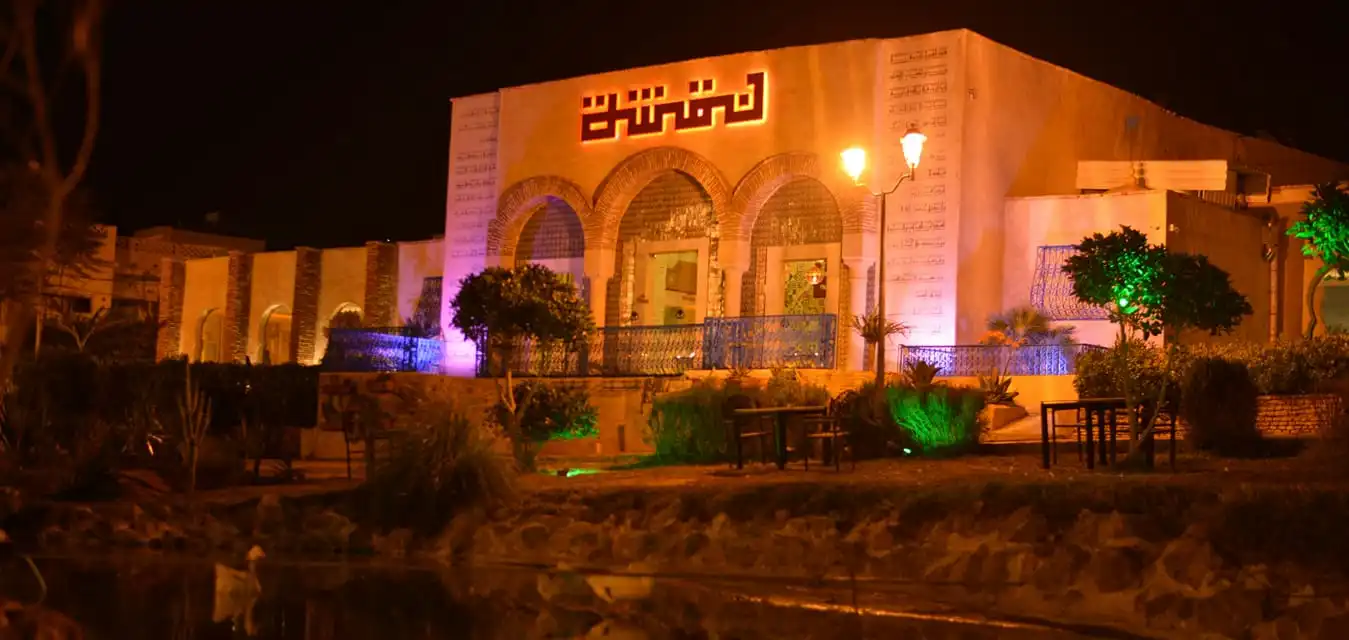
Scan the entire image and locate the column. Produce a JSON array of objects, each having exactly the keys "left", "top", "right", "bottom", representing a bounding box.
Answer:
[
  {"left": 362, "top": 241, "right": 399, "bottom": 328},
  {"left": 291, "top": 247, "right": 322, "bottom": 364},
  {"left": 843, "top": 257, "right": 872, "bottom": 372},
  {"left": 155, "top": 258, "right": 186, "bottom": 361},
  {"left": 719, "top": 239, "right": 751, "bottom": 318},
  {"left": 224, "top": 251, "right": 254, "bottom": 363},
  {"left": 583, "top": 247, "right": 615, "bottom": 327}
]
